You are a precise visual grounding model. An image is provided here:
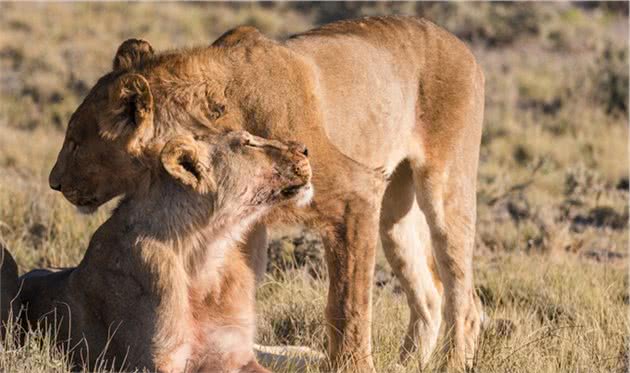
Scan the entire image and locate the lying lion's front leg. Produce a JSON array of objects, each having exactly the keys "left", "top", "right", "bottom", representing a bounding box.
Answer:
[
  {"left": 320, "top": 197, "right": 381, "bottom": 373},
  {"left": 237, "top": 359, "right": 271, "bottom": 373}
]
